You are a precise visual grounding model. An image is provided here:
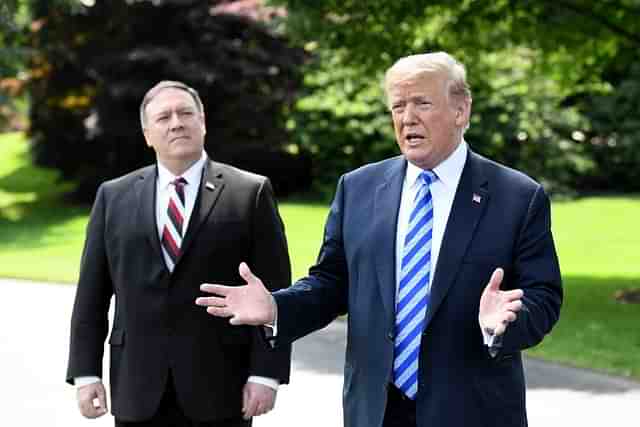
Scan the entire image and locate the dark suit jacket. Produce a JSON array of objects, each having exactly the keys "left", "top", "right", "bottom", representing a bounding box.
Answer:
[
  {"left": 272, "top": 149, "right": 562, "bottom": 427},
  {"left": 67, "top": 159, "right": 291, "bottom": 422}
]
